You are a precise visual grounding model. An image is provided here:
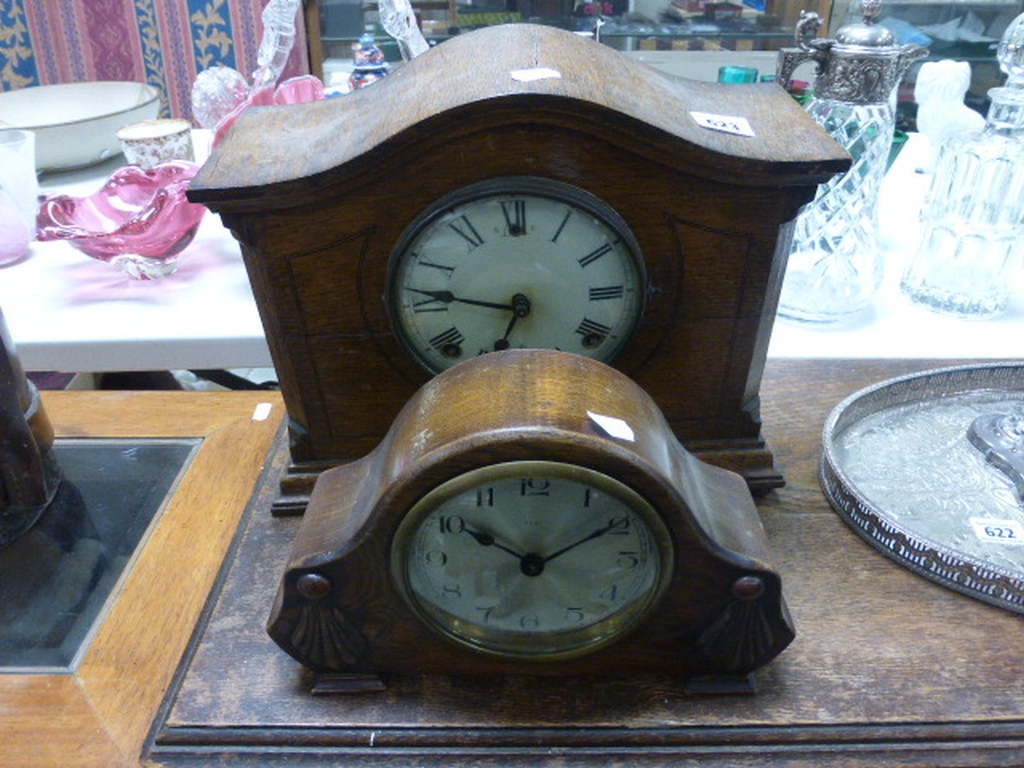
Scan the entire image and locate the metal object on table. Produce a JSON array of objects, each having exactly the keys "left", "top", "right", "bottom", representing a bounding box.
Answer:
[
  {"left": 822, "top": 362, "right": 1024, "bottom": 614},
  {"left": 777, "top": 0, "right": 928, "bottom": 106},
  {"left": 969, "top": 414, "right": 1024, "bottom": 502}
]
